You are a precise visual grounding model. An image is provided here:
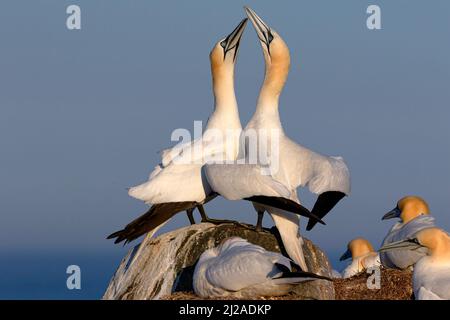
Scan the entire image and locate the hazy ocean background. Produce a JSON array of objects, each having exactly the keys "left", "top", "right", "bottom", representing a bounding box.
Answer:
[
  {"left": 2, "top": 251, "right": 347, "bottom": 299},
  {"left": 1, "top": 1, "right": 449, "bottom": 299}
]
